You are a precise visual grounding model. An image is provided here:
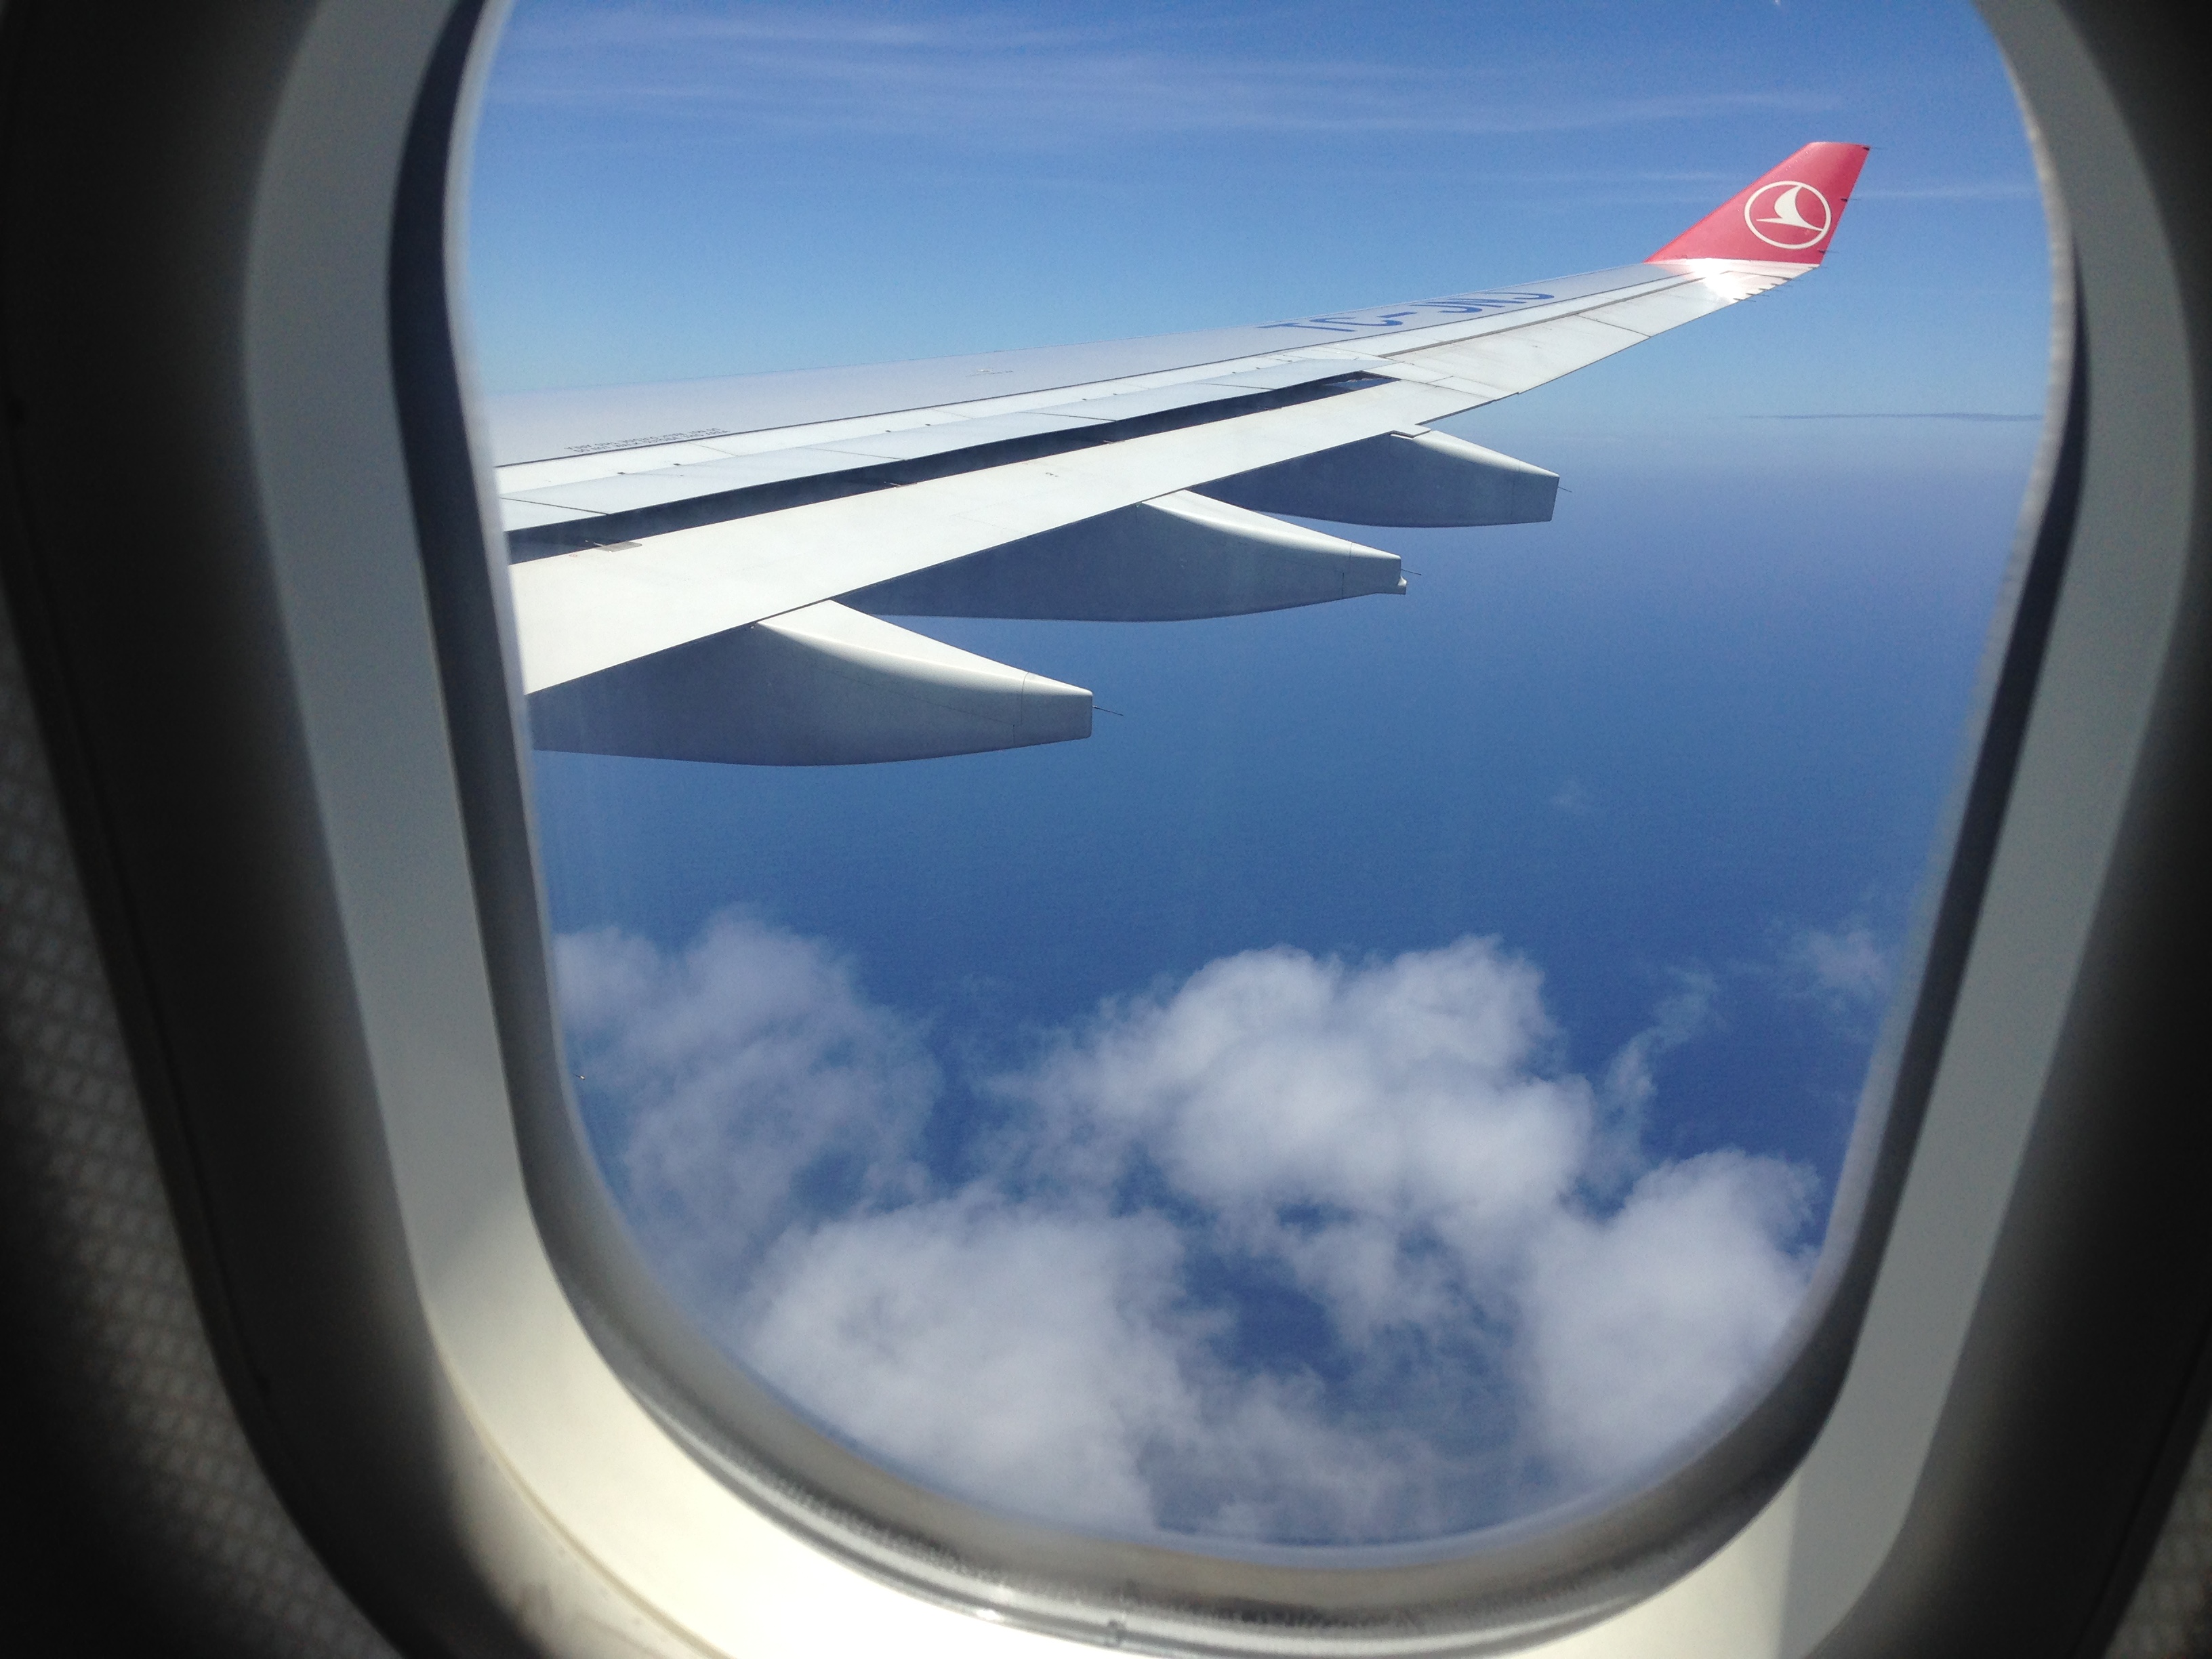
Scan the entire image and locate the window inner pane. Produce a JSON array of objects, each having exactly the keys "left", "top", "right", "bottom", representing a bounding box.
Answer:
[{"left": 470, "top": 0, "right": 2050, "bottom": 1547}]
